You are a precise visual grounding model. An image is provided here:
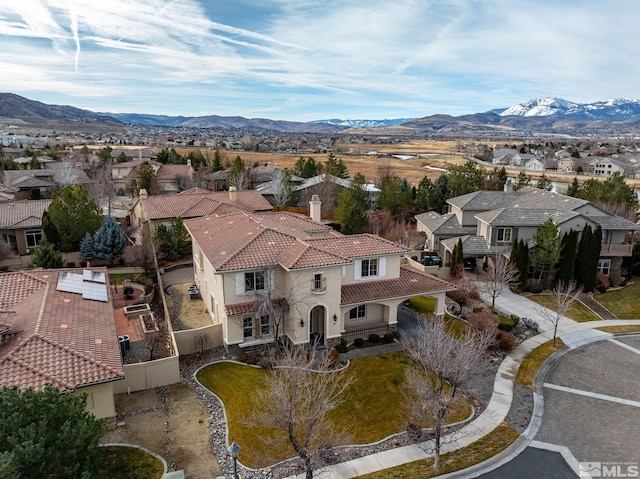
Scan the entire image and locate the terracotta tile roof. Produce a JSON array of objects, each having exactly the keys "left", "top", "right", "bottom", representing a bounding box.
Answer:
[
  {"left": 140, "top": 190, "right": 272, "bottom": 220},
  {"left": 278, "top": 240, "right": 350, "bottom": 269},
  {"left": 225, "top": 297, "right": 289, "bottom": 316},
  {"left": 252, "top": 212, "right": 332, "bottom": 234},
  {"left": 156, "top": 164, "right": 191, "bottom": 180},
  {"left": 0, "top": 269, "right": 124, "bottom": 393},
  {"left": 179, "top": 187, "right": 212, "bottom": 195},
  {"left": 340, "top": 265, "right": 456, "bottom": 306},
  {"left": 307, "top": 234, "right": 411, "bottom": 258},
  {"left": 0, "top": 199, "right": 51, "bottom": 229}
]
